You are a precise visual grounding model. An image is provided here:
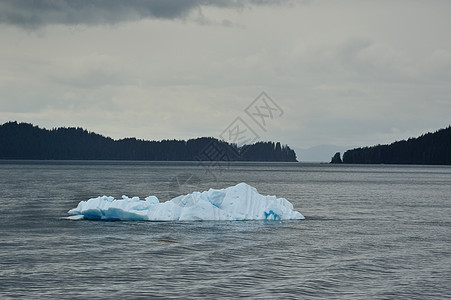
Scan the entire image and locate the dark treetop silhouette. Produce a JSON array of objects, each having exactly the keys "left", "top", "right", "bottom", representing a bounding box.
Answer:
[
  {"left": 0, "top": 121, "right": 297, "bottom": 162},
  {"left": 342, "top": 126, "right": 451, "bottom": 165},
  {"left": 330, "top": 152, "right": 343, "bottom": 164}
]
